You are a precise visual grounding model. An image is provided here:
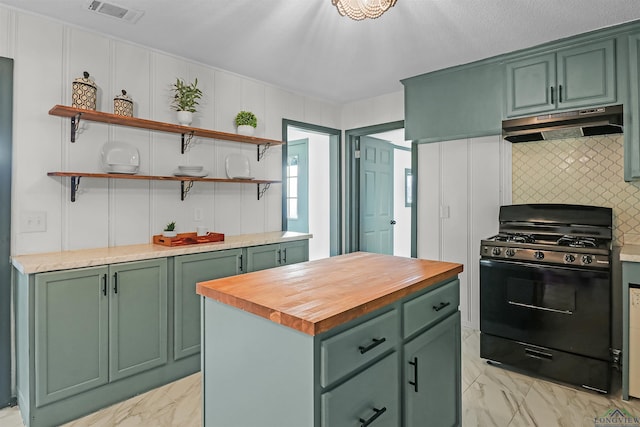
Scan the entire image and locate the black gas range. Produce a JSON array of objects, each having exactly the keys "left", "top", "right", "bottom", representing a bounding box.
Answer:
[{"left": 480, "top": 204, "right": 613, "bottom": 393}]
